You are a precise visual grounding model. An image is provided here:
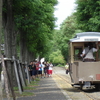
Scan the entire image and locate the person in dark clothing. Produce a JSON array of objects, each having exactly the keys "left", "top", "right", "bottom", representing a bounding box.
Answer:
[
  {"left": 44, "top": 62, "right": 48, "bottom": 78},
  {"left": 35, "top": 61, "right": 40, "bottom": 78},
  {"left": 46, "top": 62, "right": 50, "bottom": 77},
  {"left": 32, "top": 61, "right": 37, "bottom": 81}
]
